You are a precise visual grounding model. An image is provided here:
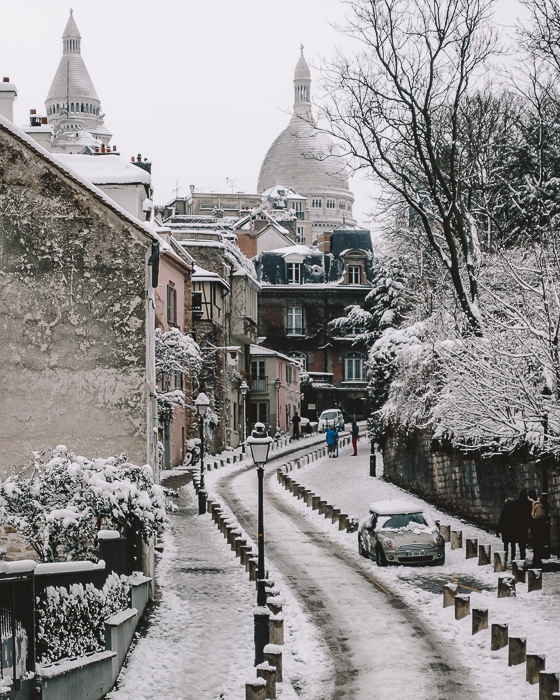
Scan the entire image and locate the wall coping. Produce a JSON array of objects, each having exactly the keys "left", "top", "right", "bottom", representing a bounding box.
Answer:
[{"left": 36, "top": 651, "right": 116, "bottom": 678}]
